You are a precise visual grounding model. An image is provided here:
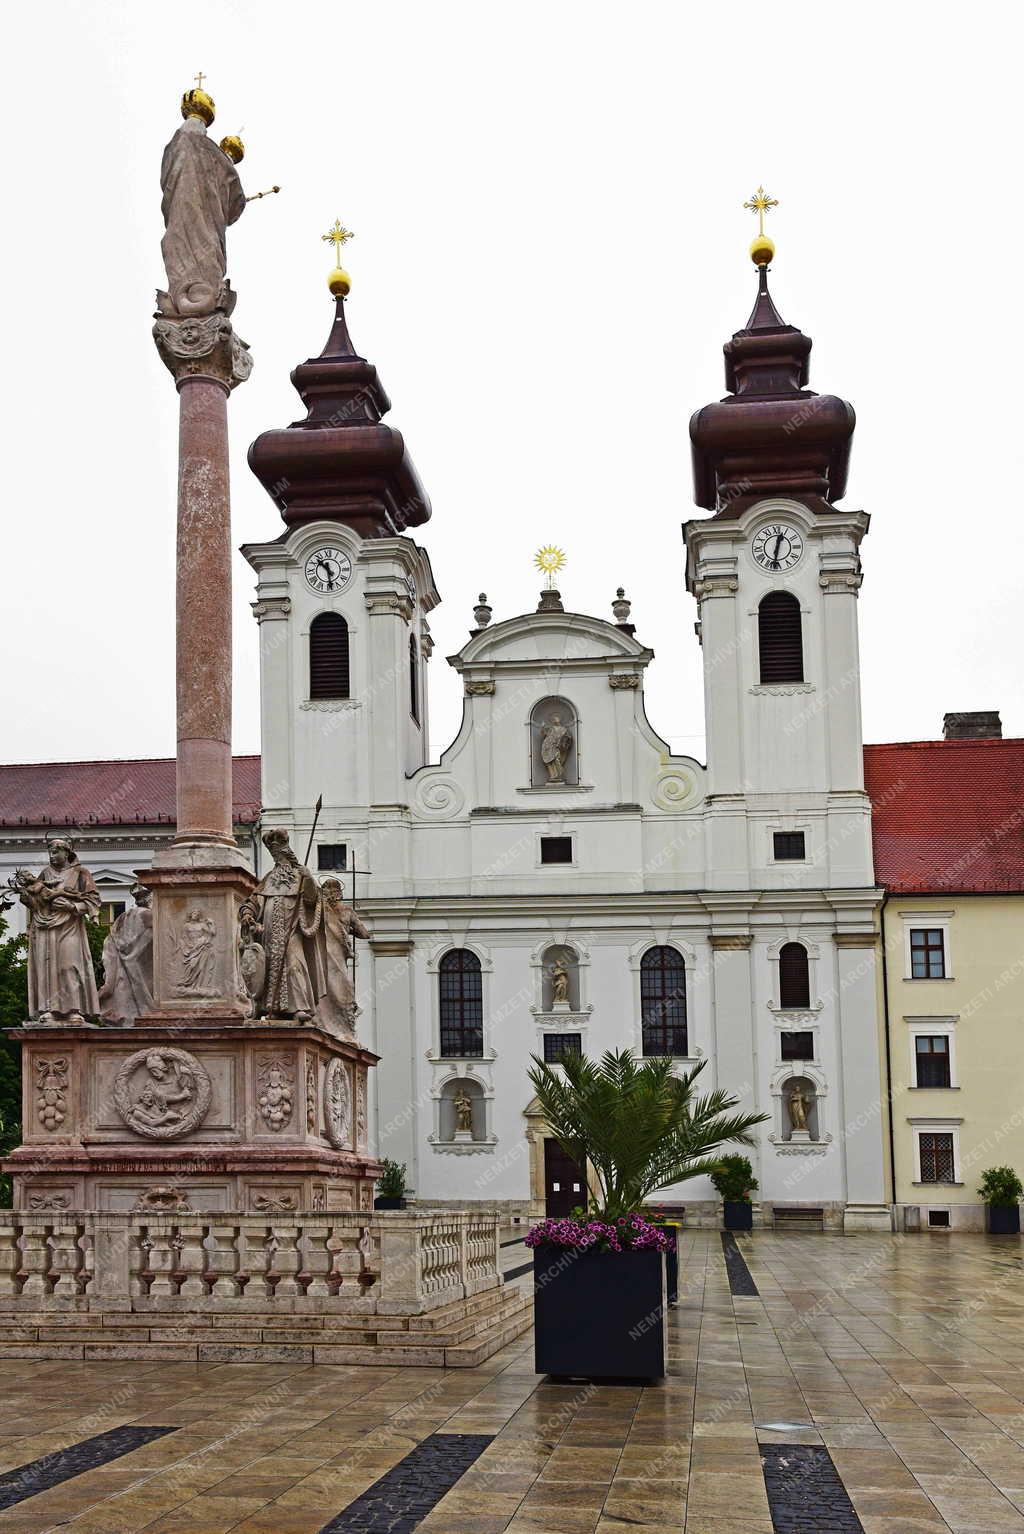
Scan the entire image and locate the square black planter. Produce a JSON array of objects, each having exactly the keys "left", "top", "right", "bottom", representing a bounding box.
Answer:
[
  {"left": 723, "top": 1200, "right": 753, "bottom": 1231},
  {"left": 987, "top": 1204, "right": 1021, "bottom": 1235},
  {"left": 373, "top": 1196, "right": 407, "bottom": 1210},
  {"left": 533, "top": 1246, "right": 666, "bottom": 1381}
]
